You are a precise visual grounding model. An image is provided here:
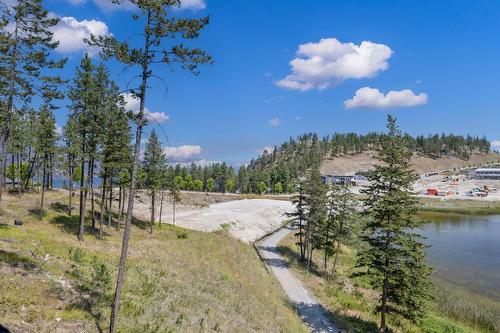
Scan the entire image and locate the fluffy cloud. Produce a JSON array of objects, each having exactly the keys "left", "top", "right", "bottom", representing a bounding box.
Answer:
[
  {"left": 164, "top": 145, "right": 202, "bottom": 163},
  {"left": 256, "top": 146, "right": 274, "bottom": 155},
  {"left": 277, "top": 38, "right": 393, "bottom": 91},
  {"left": 344, "top": 87, "right": 428, "bottom": 109},
  {"left": 122, "top": 93, "right": 169, "bottom": 123},
  {"left": 491, "top": 141, "right": 500, "bottom": 151},
  {"left": 179, "top": 0, "right": 206, "bottom": 10},
  {"left": 268, "top": 118, "right": 282, "bottom": 127},
  {"left": 51, "top": 16, "right": 110, "bottom": 55}
]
